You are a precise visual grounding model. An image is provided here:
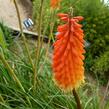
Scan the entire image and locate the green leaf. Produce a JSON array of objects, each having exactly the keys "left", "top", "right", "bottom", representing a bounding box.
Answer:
[{"left": 0, "top": 27, "right": 7, "bottom": 49}]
